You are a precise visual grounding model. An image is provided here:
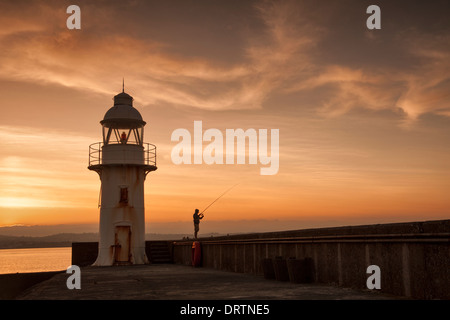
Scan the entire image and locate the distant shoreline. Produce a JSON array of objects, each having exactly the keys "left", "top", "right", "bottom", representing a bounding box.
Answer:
[{"left": 0, "top": 243, "right": 73, "bottom": 250}]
